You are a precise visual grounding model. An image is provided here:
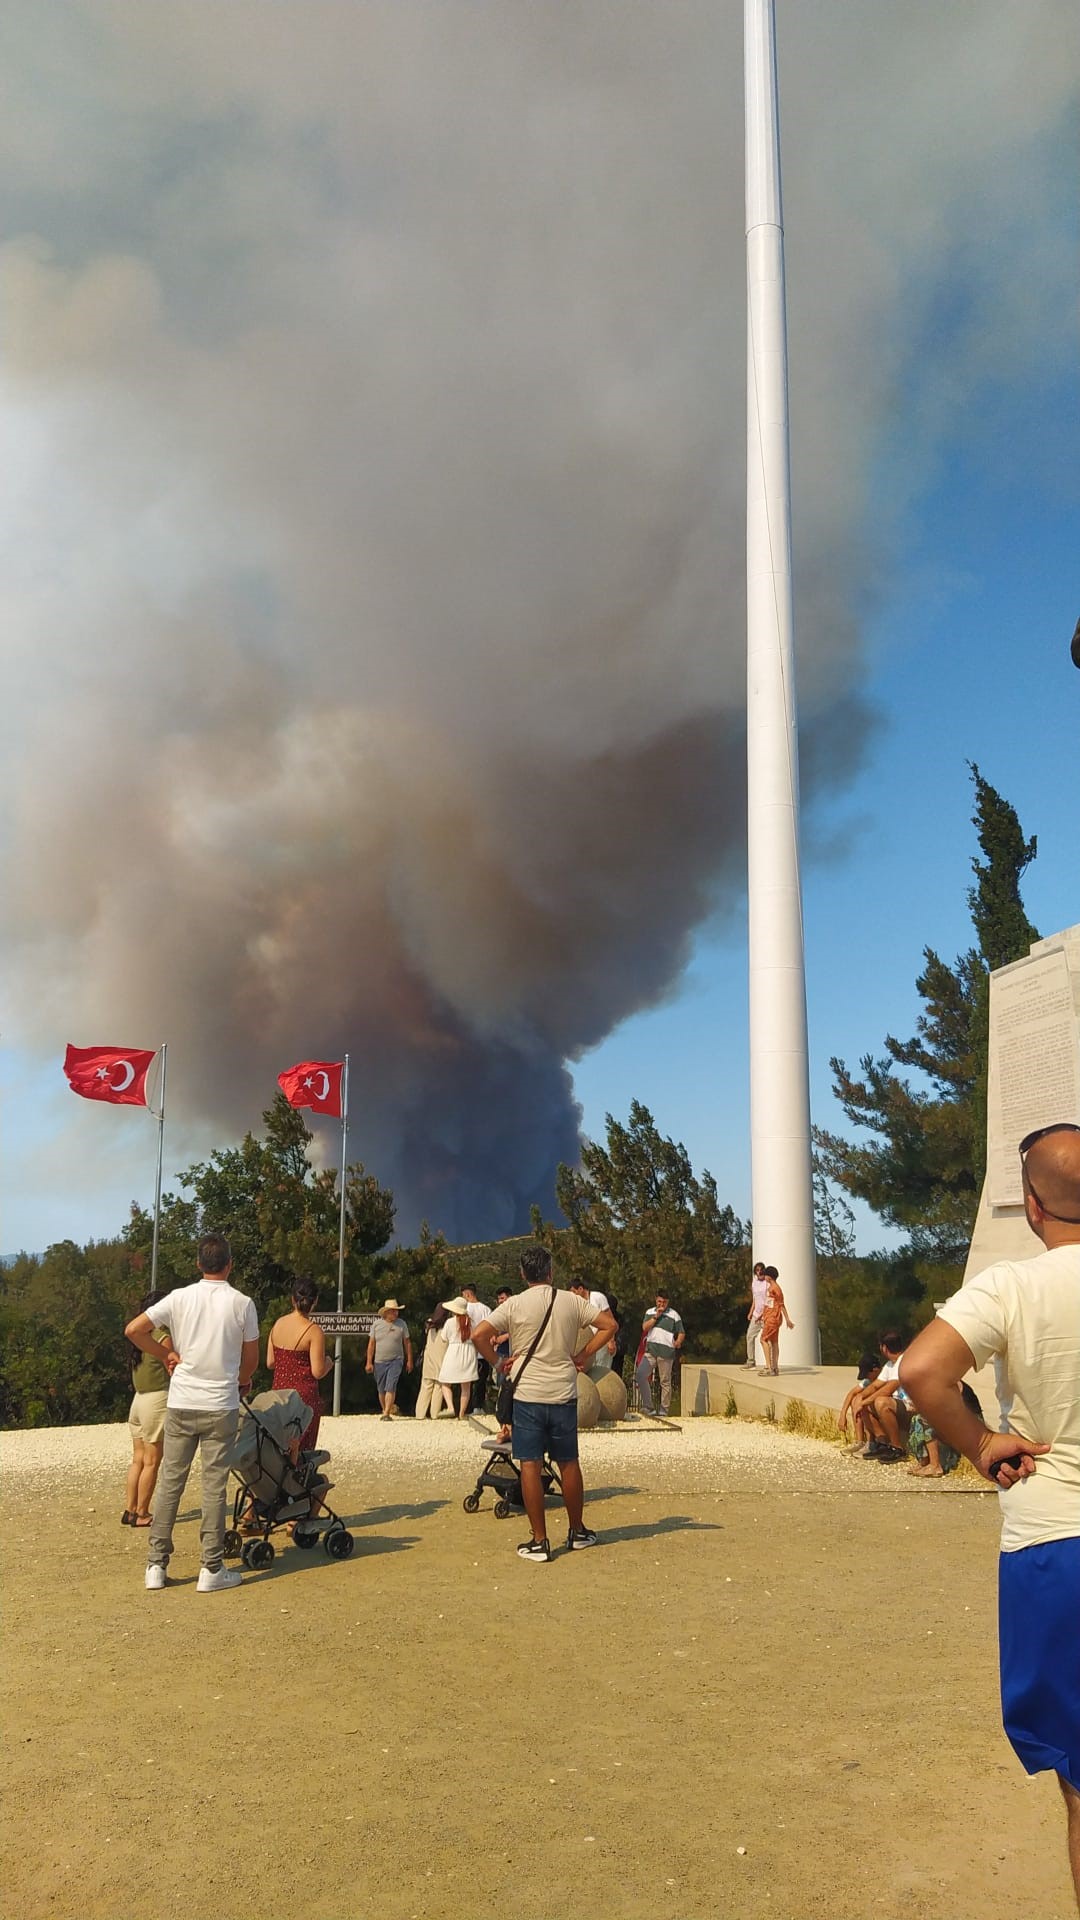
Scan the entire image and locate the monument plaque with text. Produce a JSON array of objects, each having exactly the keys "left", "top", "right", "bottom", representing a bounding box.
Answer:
[{"left": 966, "top": 922, "right": 1080, "bottom": 1278}]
